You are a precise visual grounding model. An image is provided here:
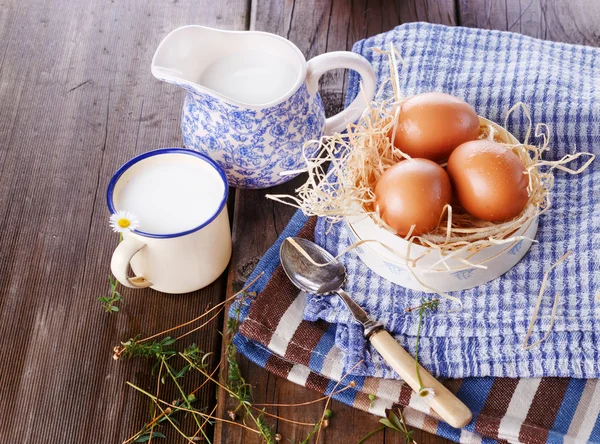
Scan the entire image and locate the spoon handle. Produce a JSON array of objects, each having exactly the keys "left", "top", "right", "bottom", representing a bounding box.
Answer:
[{"left": 369, "top": 330, "right": 472, "bottom": 429}]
